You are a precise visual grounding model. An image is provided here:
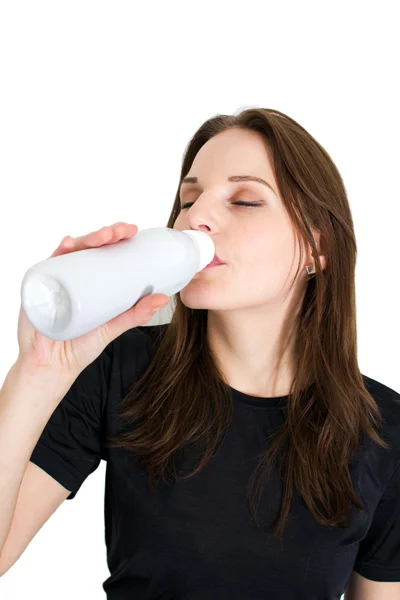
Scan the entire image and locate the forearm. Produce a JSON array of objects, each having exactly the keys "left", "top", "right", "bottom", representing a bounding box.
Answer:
[{"left": 0, "top": 360, "right": 76, "bottom": 553}]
